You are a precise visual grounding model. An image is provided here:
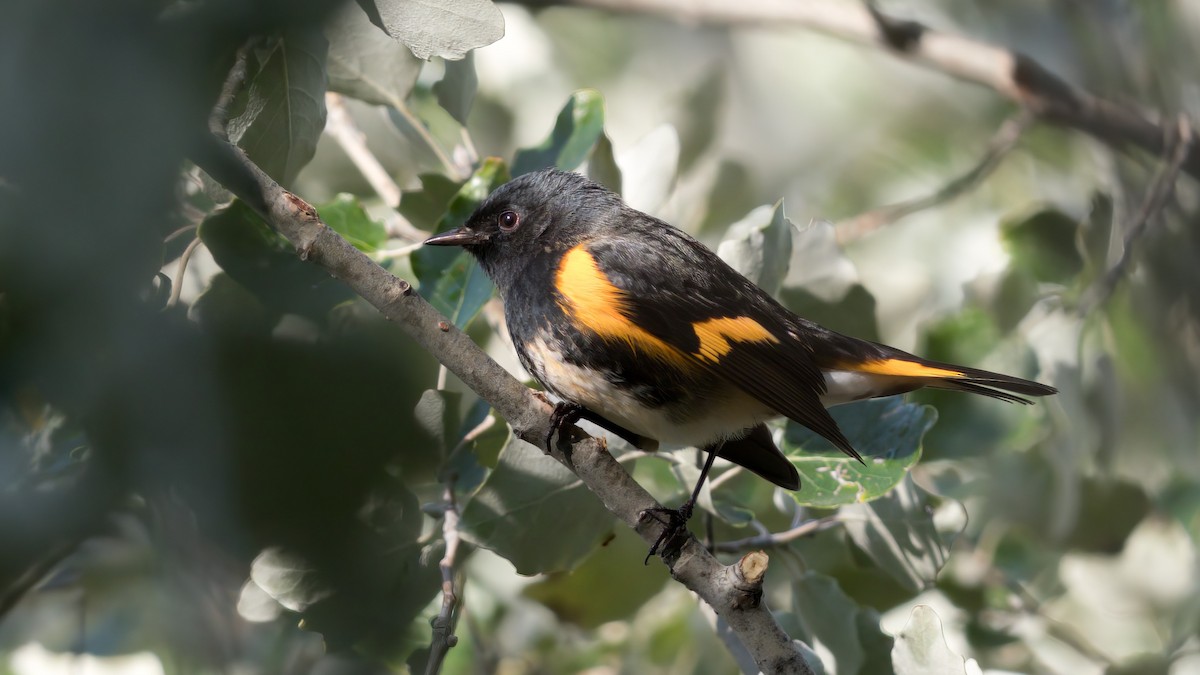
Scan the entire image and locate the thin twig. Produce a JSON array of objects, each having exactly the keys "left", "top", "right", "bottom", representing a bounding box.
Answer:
[
  {"left": 1080, "top": 114, "right": 1194, "bottom": 313},
  {"left": 324, "top": 93, "right": 430, "bottom": 242},
  {"left": 713, "top": 516, "right": 842, "bottom": 553},
  {"left": 326, "top": 92, "right": 403, "bottom": 206},
  {"left": 165, "top": 236, "right": 205, "bottom": 309},
  {"left": 522, "top": 0, "right": 1200, "bottom": 180},
  {"left": 425, "top": 486, "right": 463, "bottom": 675},
  {"left": 208, "top": 43, "right": 252, "bottom": 141},
  {"left": 837, "top": 110, "right": 1034, "bottom": 242},
  {"left": 390, "top": 101, "right": 464, "bottom": 181}
]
